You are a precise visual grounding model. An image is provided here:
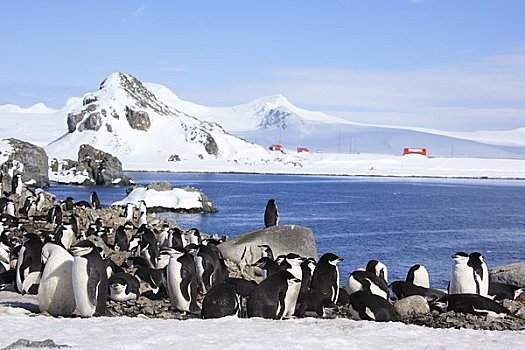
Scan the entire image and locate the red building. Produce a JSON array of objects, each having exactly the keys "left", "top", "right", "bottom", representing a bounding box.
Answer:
[
  {"left": 269, "top": 144, "right": 283, "bottom": 151},
  {"left": 403, "top": 147, "right": 427, "bottom": 156},
  {"left": 296, "top": 147, "right": 310, "bottom": 153}
]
